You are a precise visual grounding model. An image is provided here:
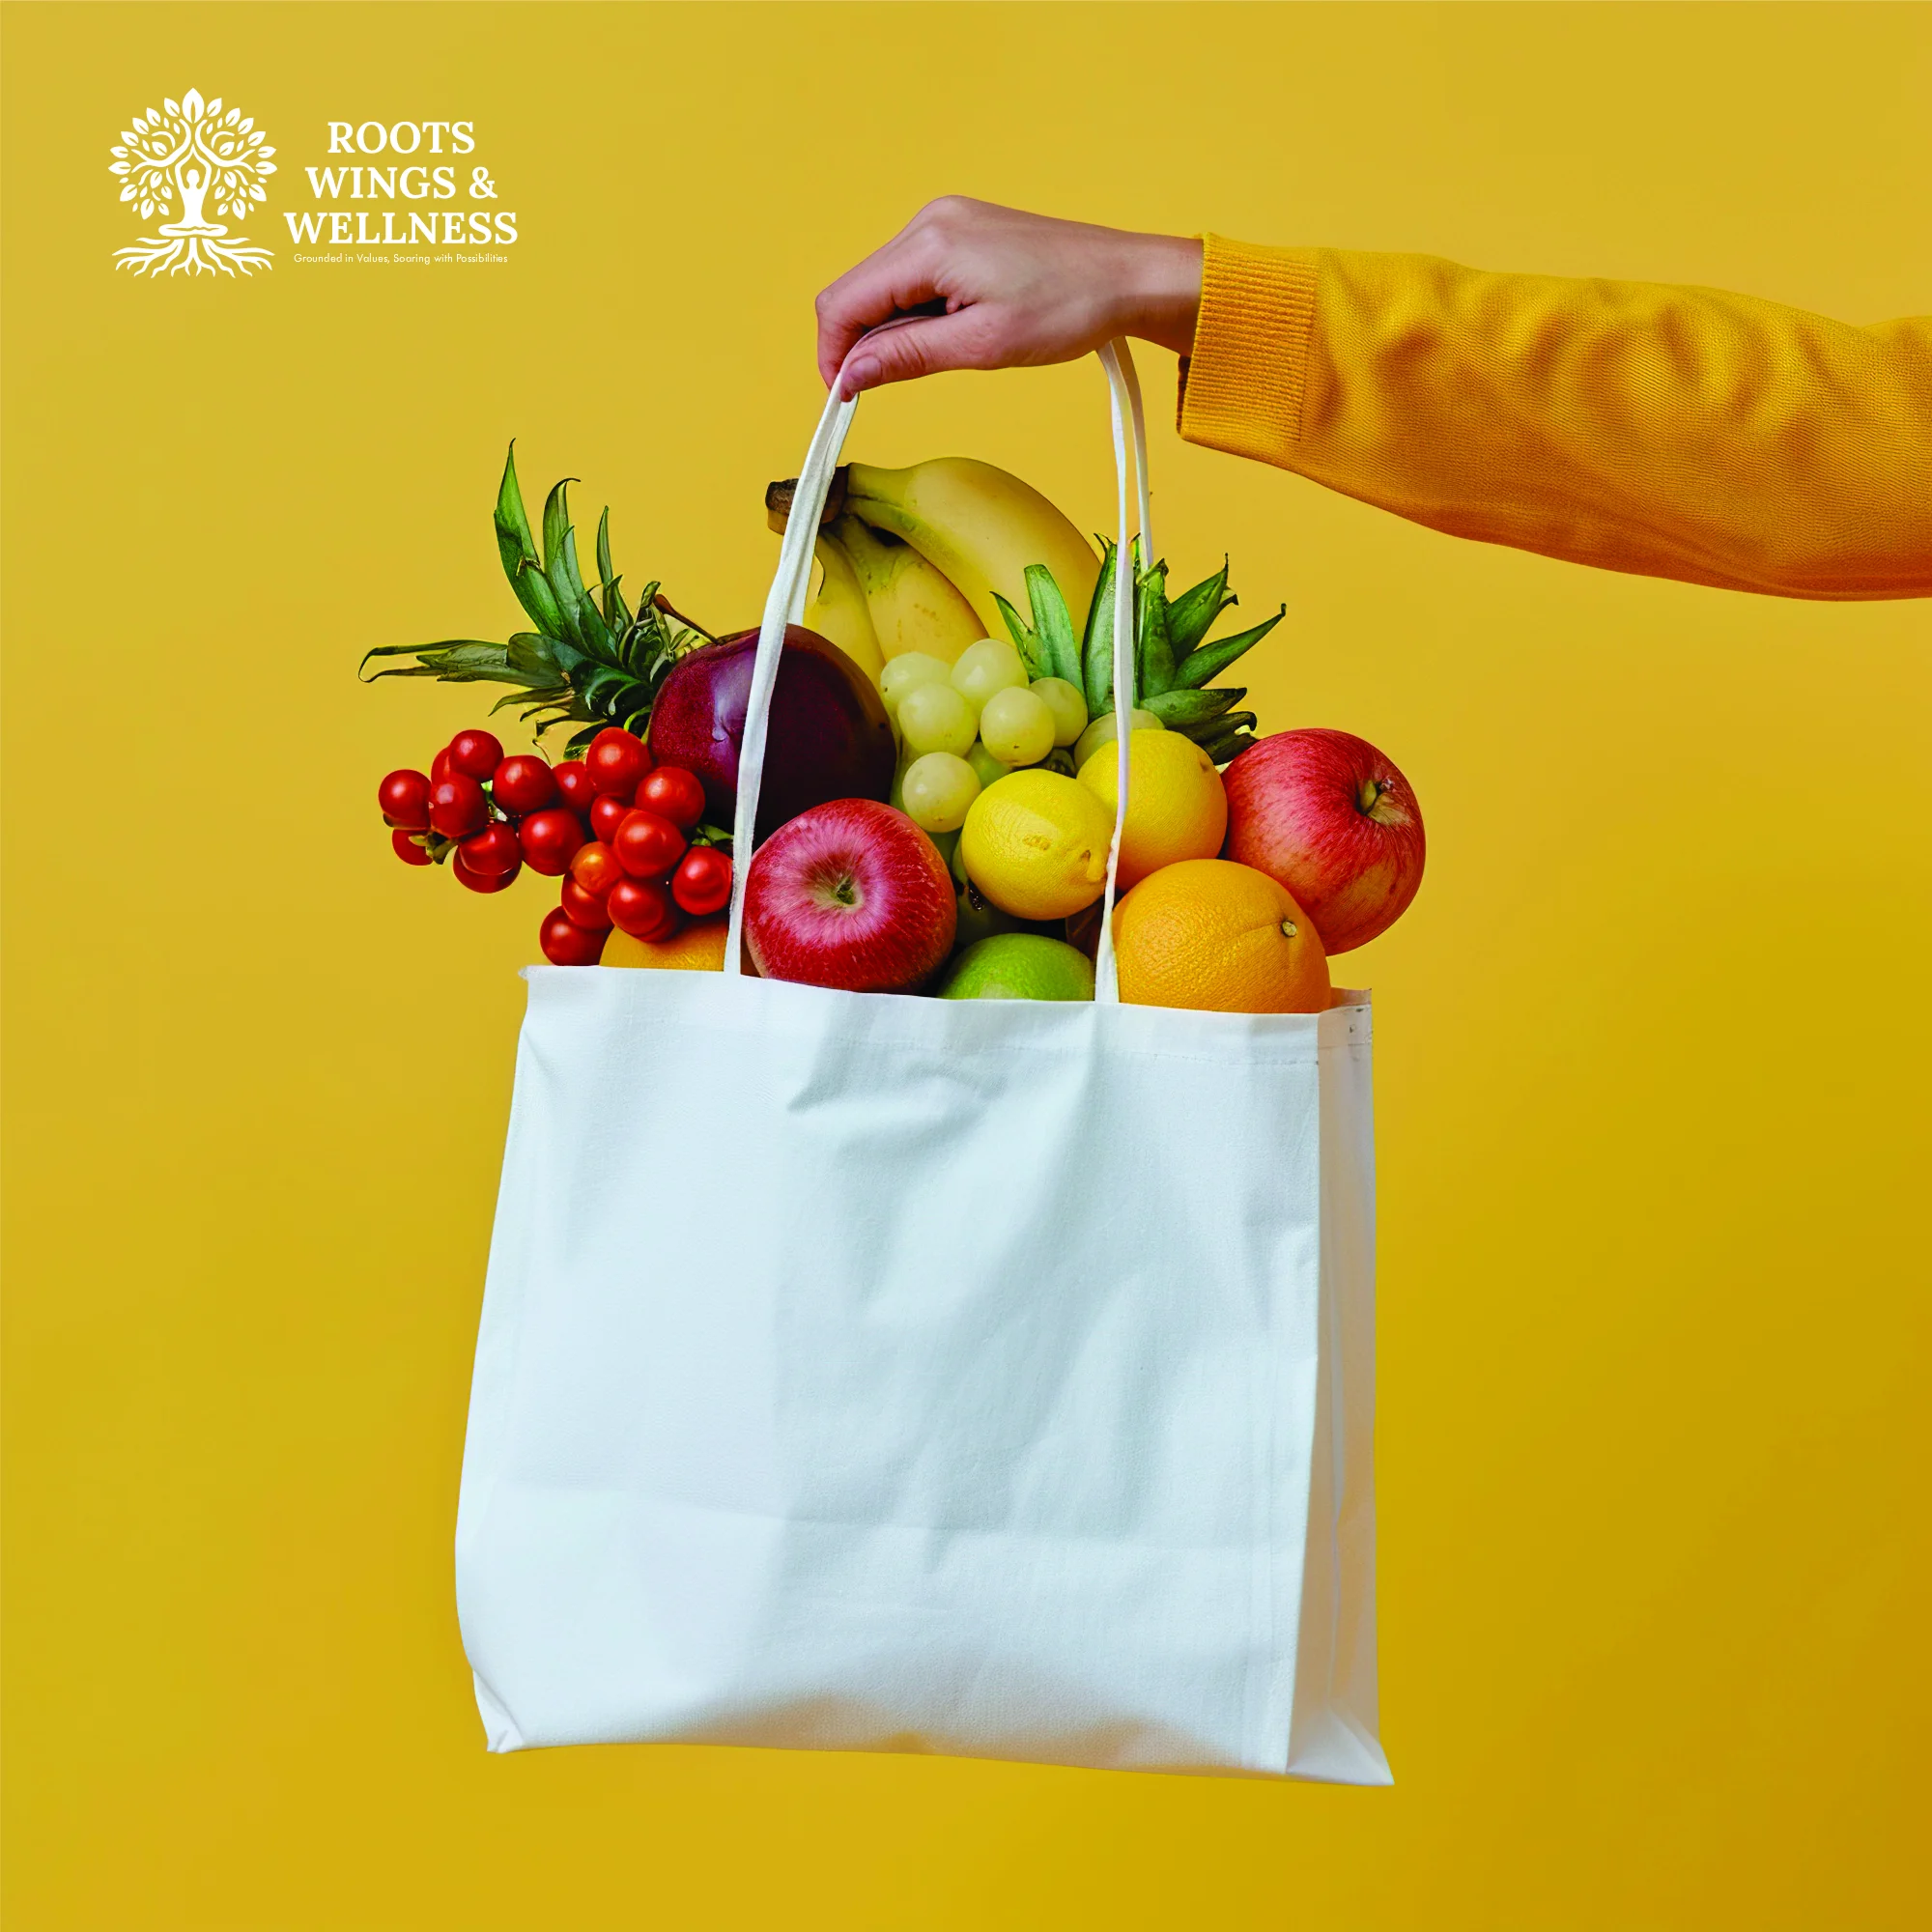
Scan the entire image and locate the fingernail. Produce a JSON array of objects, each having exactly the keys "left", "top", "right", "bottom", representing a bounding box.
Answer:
[{"left": 840, "top": 358, "right": 876, "bottom": 399}]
